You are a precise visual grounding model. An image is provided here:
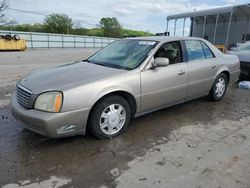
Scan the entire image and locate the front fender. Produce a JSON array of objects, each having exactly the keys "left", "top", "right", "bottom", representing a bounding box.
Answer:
[
  {"left": 93, "top": 85, "right": 135, "bottom": 104},
  {"left": 62, "top": 71, "right": 140, "bottom": 112}
]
